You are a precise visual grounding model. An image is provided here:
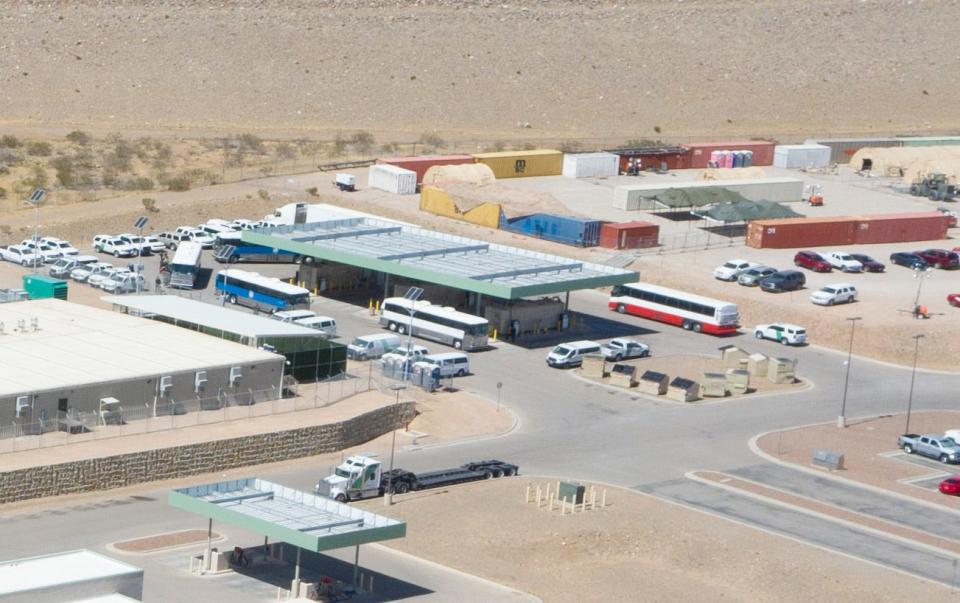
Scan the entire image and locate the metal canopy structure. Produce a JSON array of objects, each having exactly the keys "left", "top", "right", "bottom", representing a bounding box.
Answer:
[
  {"left": 243, "top": 218, "right": 636, "bottom": 300},
  {"left": 169, "top": 478, "right": 405, "bottom": 552}
]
